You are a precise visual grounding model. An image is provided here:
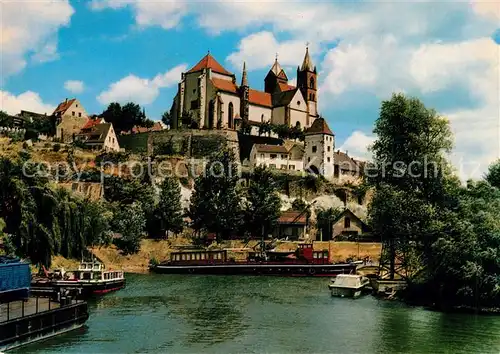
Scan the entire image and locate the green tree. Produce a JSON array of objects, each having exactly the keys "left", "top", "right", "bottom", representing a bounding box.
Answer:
[
  {"left": 112, "top": 202, "right": 146, "bottom": 254},
  {"left": 243, "top": 166, "right": 281, "bottom": 238},
  {"left": 101, "top": 102, "right": 147, "bottom": 133},
  {"left": 485, "top": 160, "right": 500, "bottom": 189},
  {"left": 188, "top": 147, "right": 242, "bottom": 241},
  {"left": 161, "top": 111, "right": 171, "bottom": 126},
  {"left": 368, "top": 93, "right": 455, "bottom": 279},
  {"left": 154, "top": 177, "right": 184, "bottom": 238},
  {"left": 369, "top": 93, "right": 453, "bottom": 202}
]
